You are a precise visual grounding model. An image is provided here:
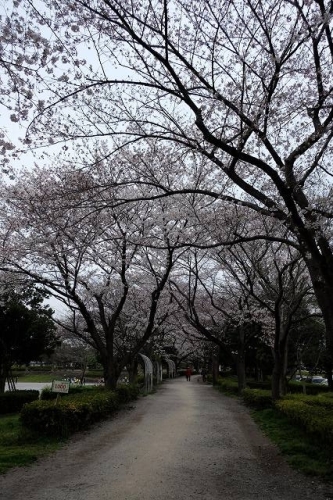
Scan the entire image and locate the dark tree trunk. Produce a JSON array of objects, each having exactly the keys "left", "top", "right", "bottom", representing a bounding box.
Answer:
[
  {"left": 0, "top": 362, "right": 10, "bottom": 393},
  {"left": 128, "top": 358, "right": 138, "bottom": 383},
  {"left": 272, "top": 334, "right": 288, "bottom": 400},
  {"left": 306, "top": 258, "right": 333, "bottom": 390},
  {"left": 0, "top": 373, "right": 6, "bottom": 393},
  {"left": 237, "top": 326, "right": 246, "bottom": 393},
  {"left": 280, "top": 342, "right": 289, "bottom": 396},
  {"left": 237, "top": 356, "right": 246, "bottom": 393},
  {"left": 103, "top": 356, "right": 118, "bottom": 390},
  {"left": 272, "top": 352, "right": 283, "bottom": 400},
  {"left": 212, "top": 347, "right": 219, "bottom": 386}
]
